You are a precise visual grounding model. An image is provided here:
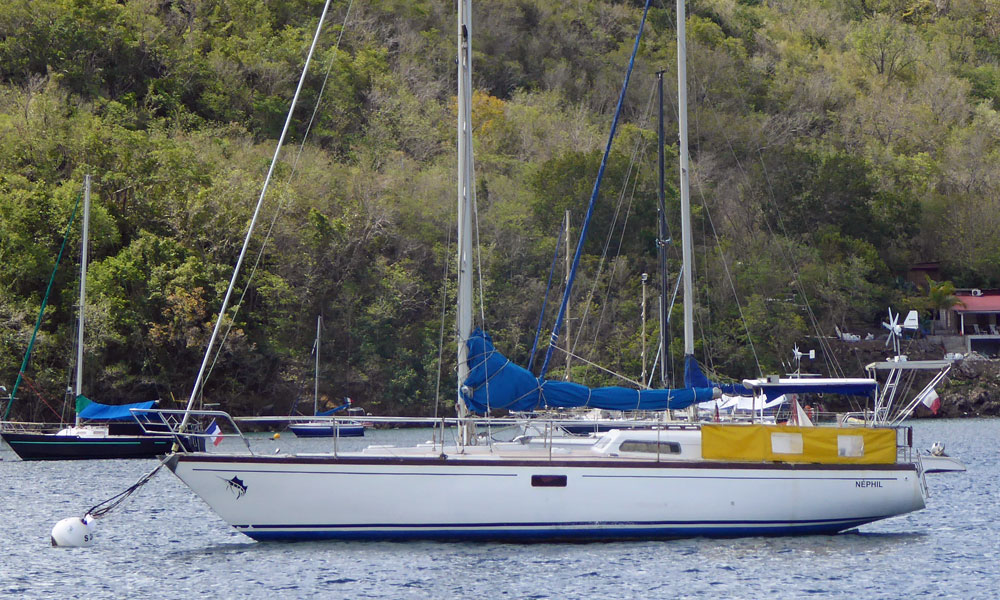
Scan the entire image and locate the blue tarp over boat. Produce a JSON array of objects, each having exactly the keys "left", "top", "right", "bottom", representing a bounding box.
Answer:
[
  {"left": 75, "top": 396, "right": 158, "bottom": 421},
  {"left": 317, "top": 400, "right": 351, "bottom": 416},
  {"left": 461, "top": 329, "right": 718, "bottom": 414},
  {"left": 684, "top": 355, "right": 754, "bottom": 396}
]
